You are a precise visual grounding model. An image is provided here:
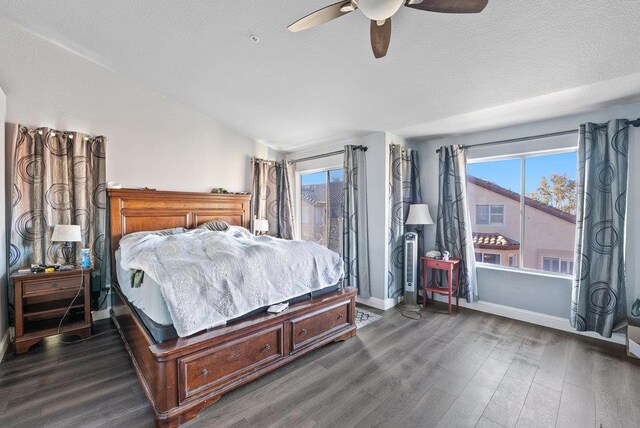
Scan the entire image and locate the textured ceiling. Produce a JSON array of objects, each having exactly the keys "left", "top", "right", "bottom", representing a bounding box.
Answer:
[{"left": 1, "top": 0, "right": 639, "bottom": 152}]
